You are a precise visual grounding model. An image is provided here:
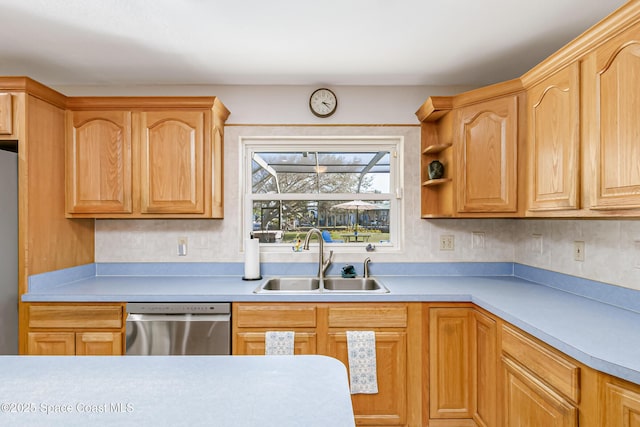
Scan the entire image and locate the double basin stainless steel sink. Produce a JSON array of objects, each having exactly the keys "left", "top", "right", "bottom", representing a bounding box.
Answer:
[{"left": 253, "top": 276, "right": 390, "bottom": 293}]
